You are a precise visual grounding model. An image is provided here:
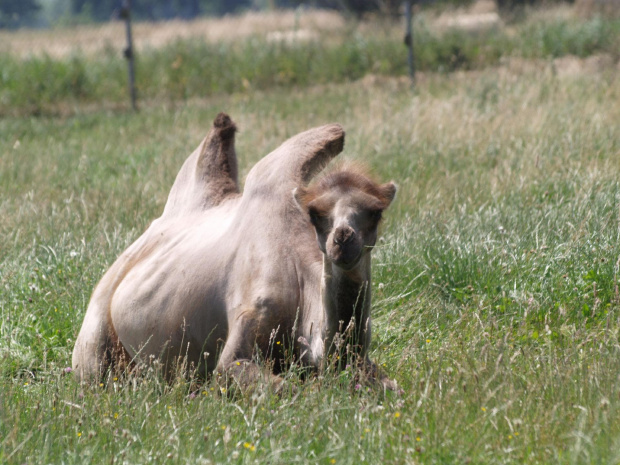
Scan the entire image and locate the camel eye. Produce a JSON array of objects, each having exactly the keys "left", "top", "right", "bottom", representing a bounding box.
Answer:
[
  {"left": 308, "top": 208, "right": 324, "bottom": 228},
  {"left": 369, "top": 209, "right": 383, "bottom": 223}
]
